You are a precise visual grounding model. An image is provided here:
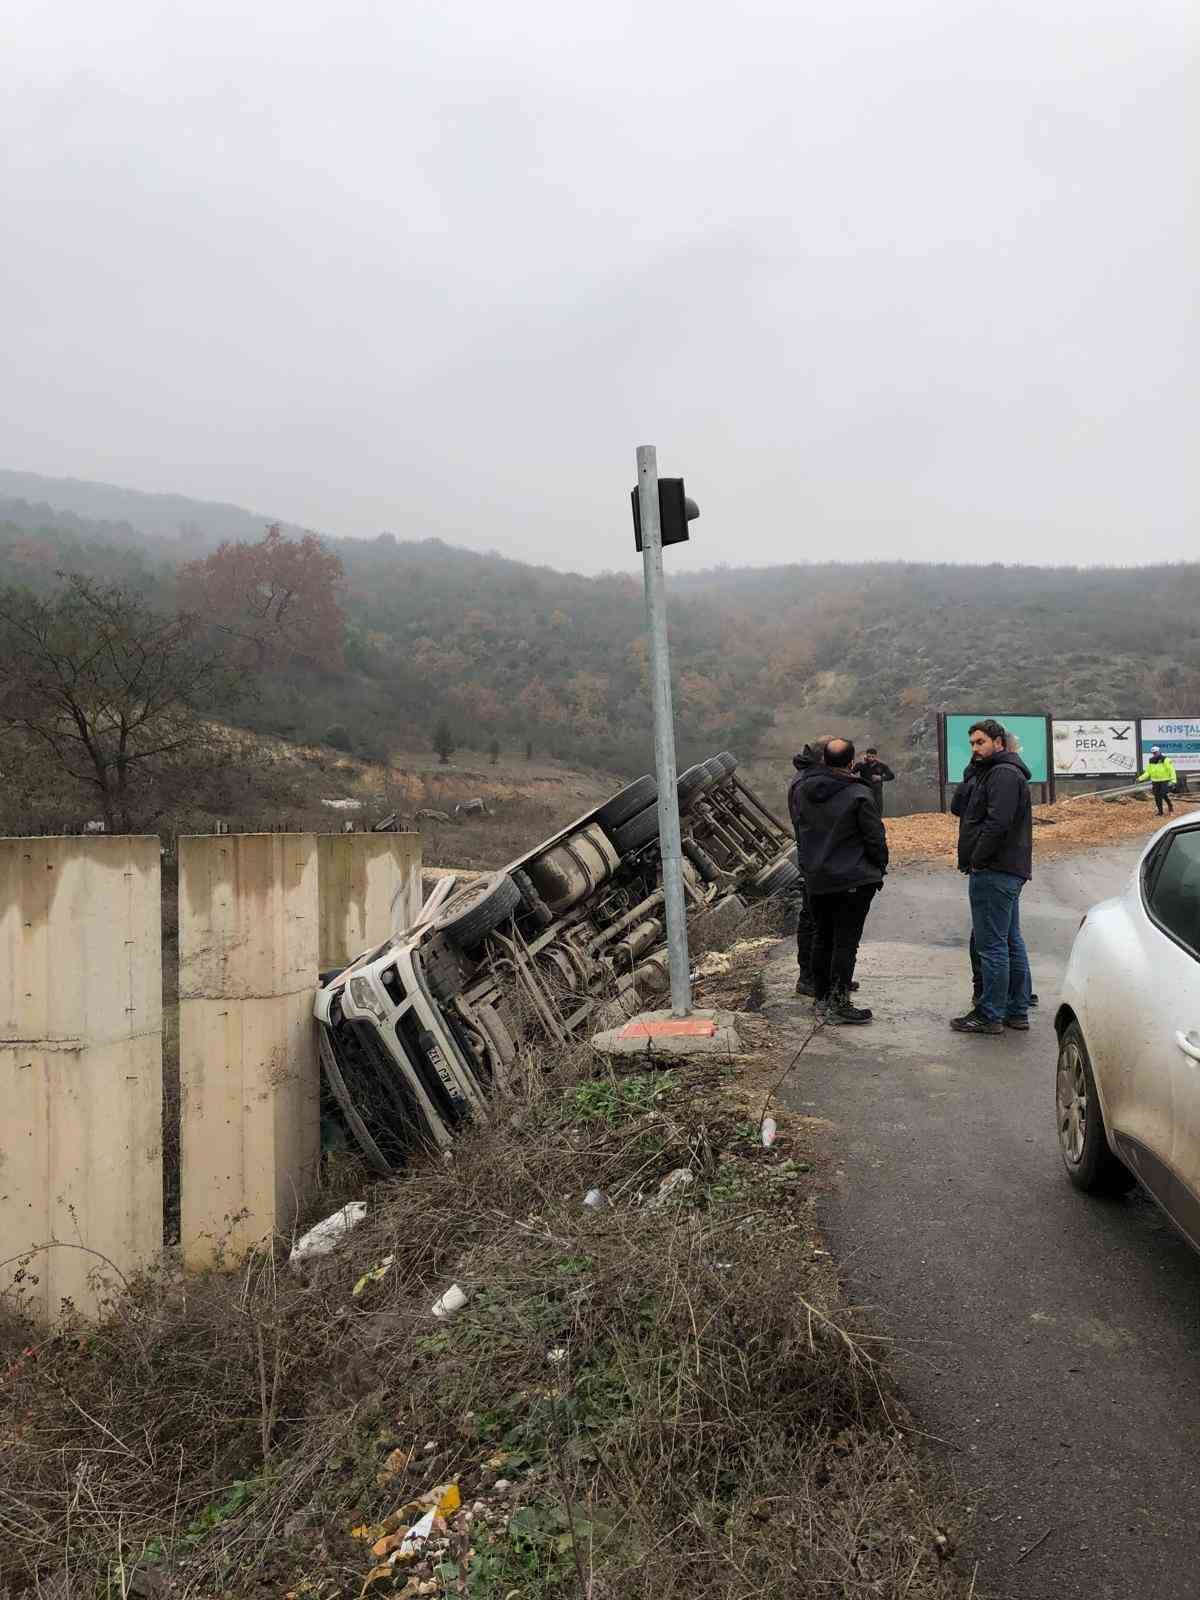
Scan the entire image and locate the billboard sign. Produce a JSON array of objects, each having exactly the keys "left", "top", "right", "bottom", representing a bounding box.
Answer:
[
  {"left": 1051, "top": 719, "right": 1137, "bottom": 776},
  {"left": 944, "top": 714, "right": 1049, "bottom": 785},
  {"left": 1140, "top": 718, "right": 1200, "bottom": 774}
]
